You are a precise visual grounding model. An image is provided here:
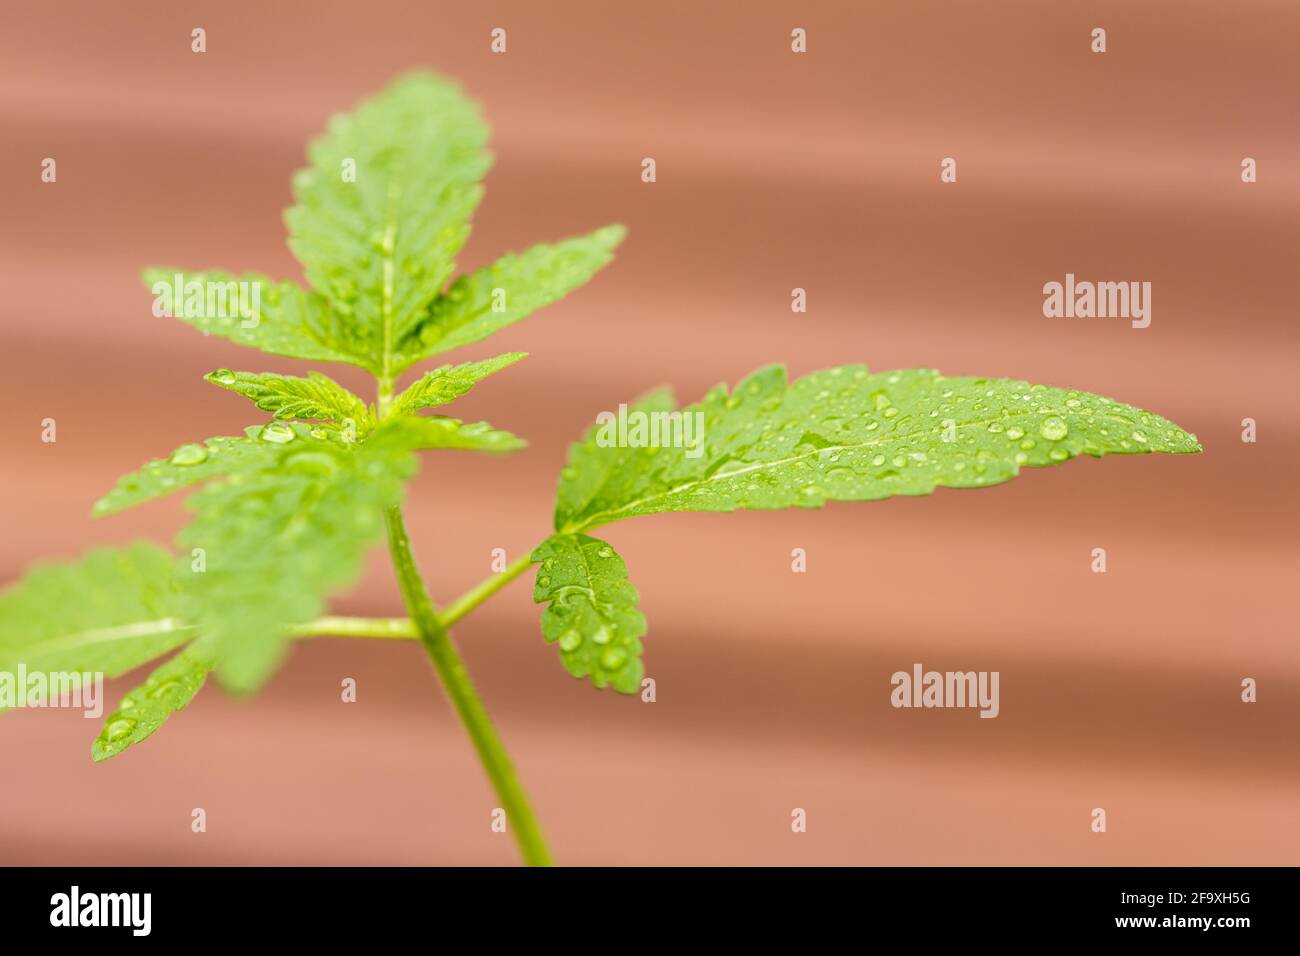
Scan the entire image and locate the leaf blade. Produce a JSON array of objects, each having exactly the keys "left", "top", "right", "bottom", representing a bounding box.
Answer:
[
  {"left": 143, "top": 268, "right": 365, "bottom": 366},
  {"left": 394, "top": 225, "right": 625, "bottom": 368},
  {"left": 391, "top": 352, "right": 526, "bottom": 415},
  {"left": 92, "top": 649, "right": 211, "bottom": 762},
  {"left": 555, "top": 364, "right": 1202, "bottom": 532},
  {"left": 92, "top": 433, "right": 278, "bottom": 518},
  {"left": 177, "top": 425, "right": 417, "bottom": 692},
  {"left": 284, "top": 72, "right": 492, "bottom": 373},
  {"left": 203, "top": 369, "right": 371, "bottom": 426},
  {"left": 368, "top": 416, "right": 527, "bottom": 454},
  {"left": 531, "top": 533, "right": 645, "bottom": 693},
  {"left": 0, "top": 544, "right": 191, "bottom": 683}
]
